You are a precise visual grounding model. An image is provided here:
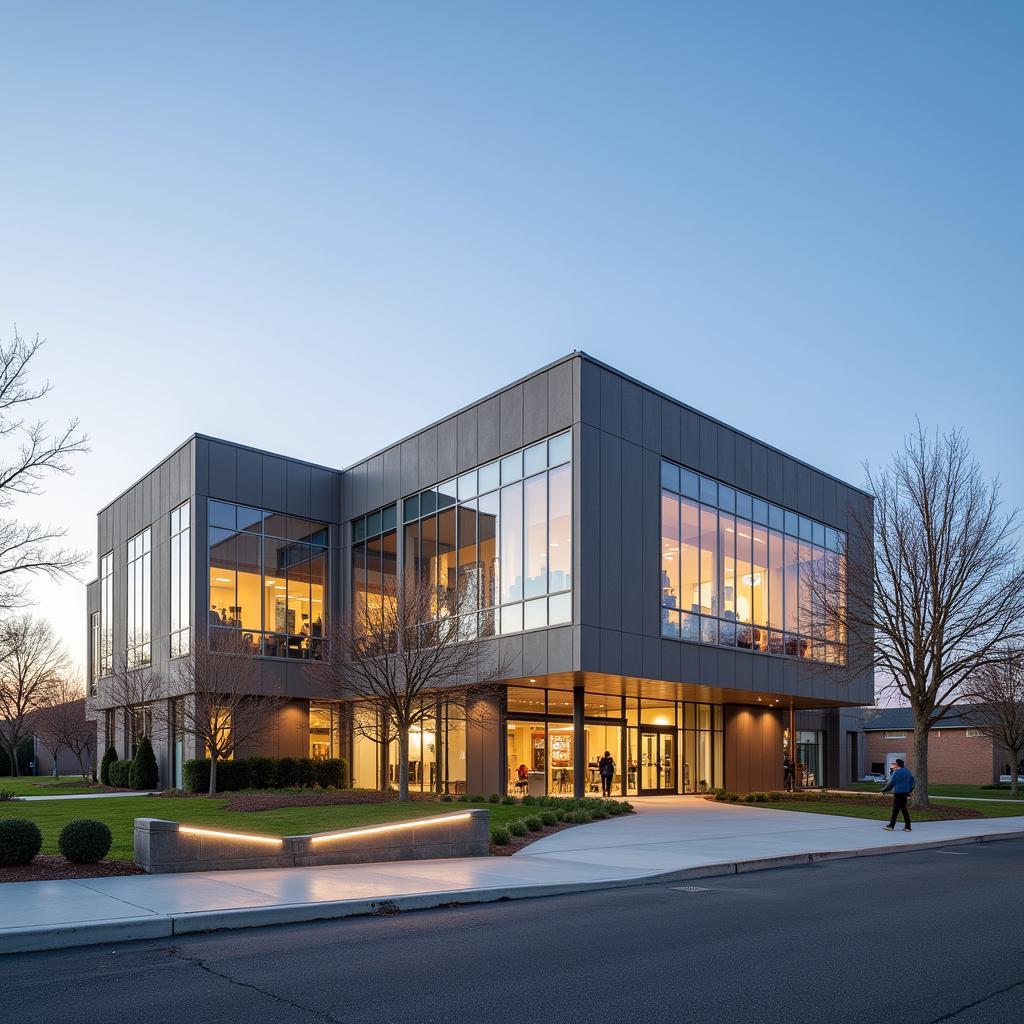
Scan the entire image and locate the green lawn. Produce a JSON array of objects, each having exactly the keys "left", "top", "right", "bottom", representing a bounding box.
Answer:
[
  {"left": 845, "top": 781, "right": 1023, "bottom": 801},
  {"left": 0, "top": 775, "right": 102, "bottom": 797},
  {"left": 0, "top": 795, "right": 550, "bottom": 861},
  {"left": 755, "top": 796, "right": 1024, "bottom": 822}
]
